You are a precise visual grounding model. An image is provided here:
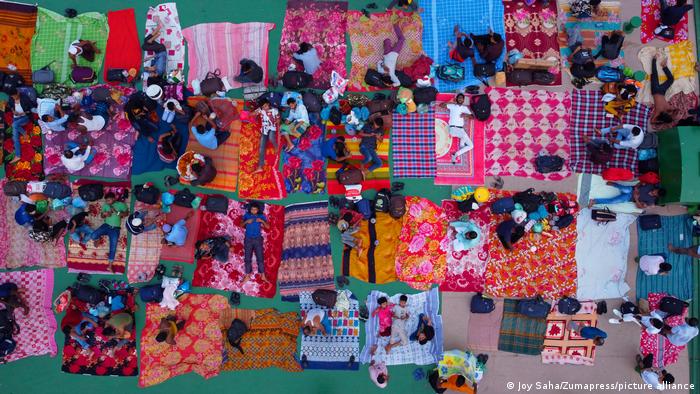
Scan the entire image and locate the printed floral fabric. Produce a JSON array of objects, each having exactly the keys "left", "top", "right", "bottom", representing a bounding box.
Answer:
[
  {"left": 238, "top": 120, "right": 286, "bottom": 200},
  {"left": 439, "top": 200, "right": 491, "bottom": 292},
  {"left": 3, "top": 112, "right": 43, "bottom": 180},
  {"left": 483, "top": 191, "right": 578, "bottom": 299},
  {"left": 192, "top": 200, "right": 284, "bottom": 298},
  {"left": 640, "top": 292, "right": 688, "bottom": 368},
  {"left": 277, "top": 0, "right": 348, "bottom": 89},
  {"left": 139, "top": 294, "right": 229, "bottom": 387},
  {"left": 641, "top": 0, "right": 688, "bottom": 44},
  {"left": 282, "top": 124, "right": 326, "bottom": 194},
  {"left": 396, "top": 197, "right": 448, "bottom": 290}
]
